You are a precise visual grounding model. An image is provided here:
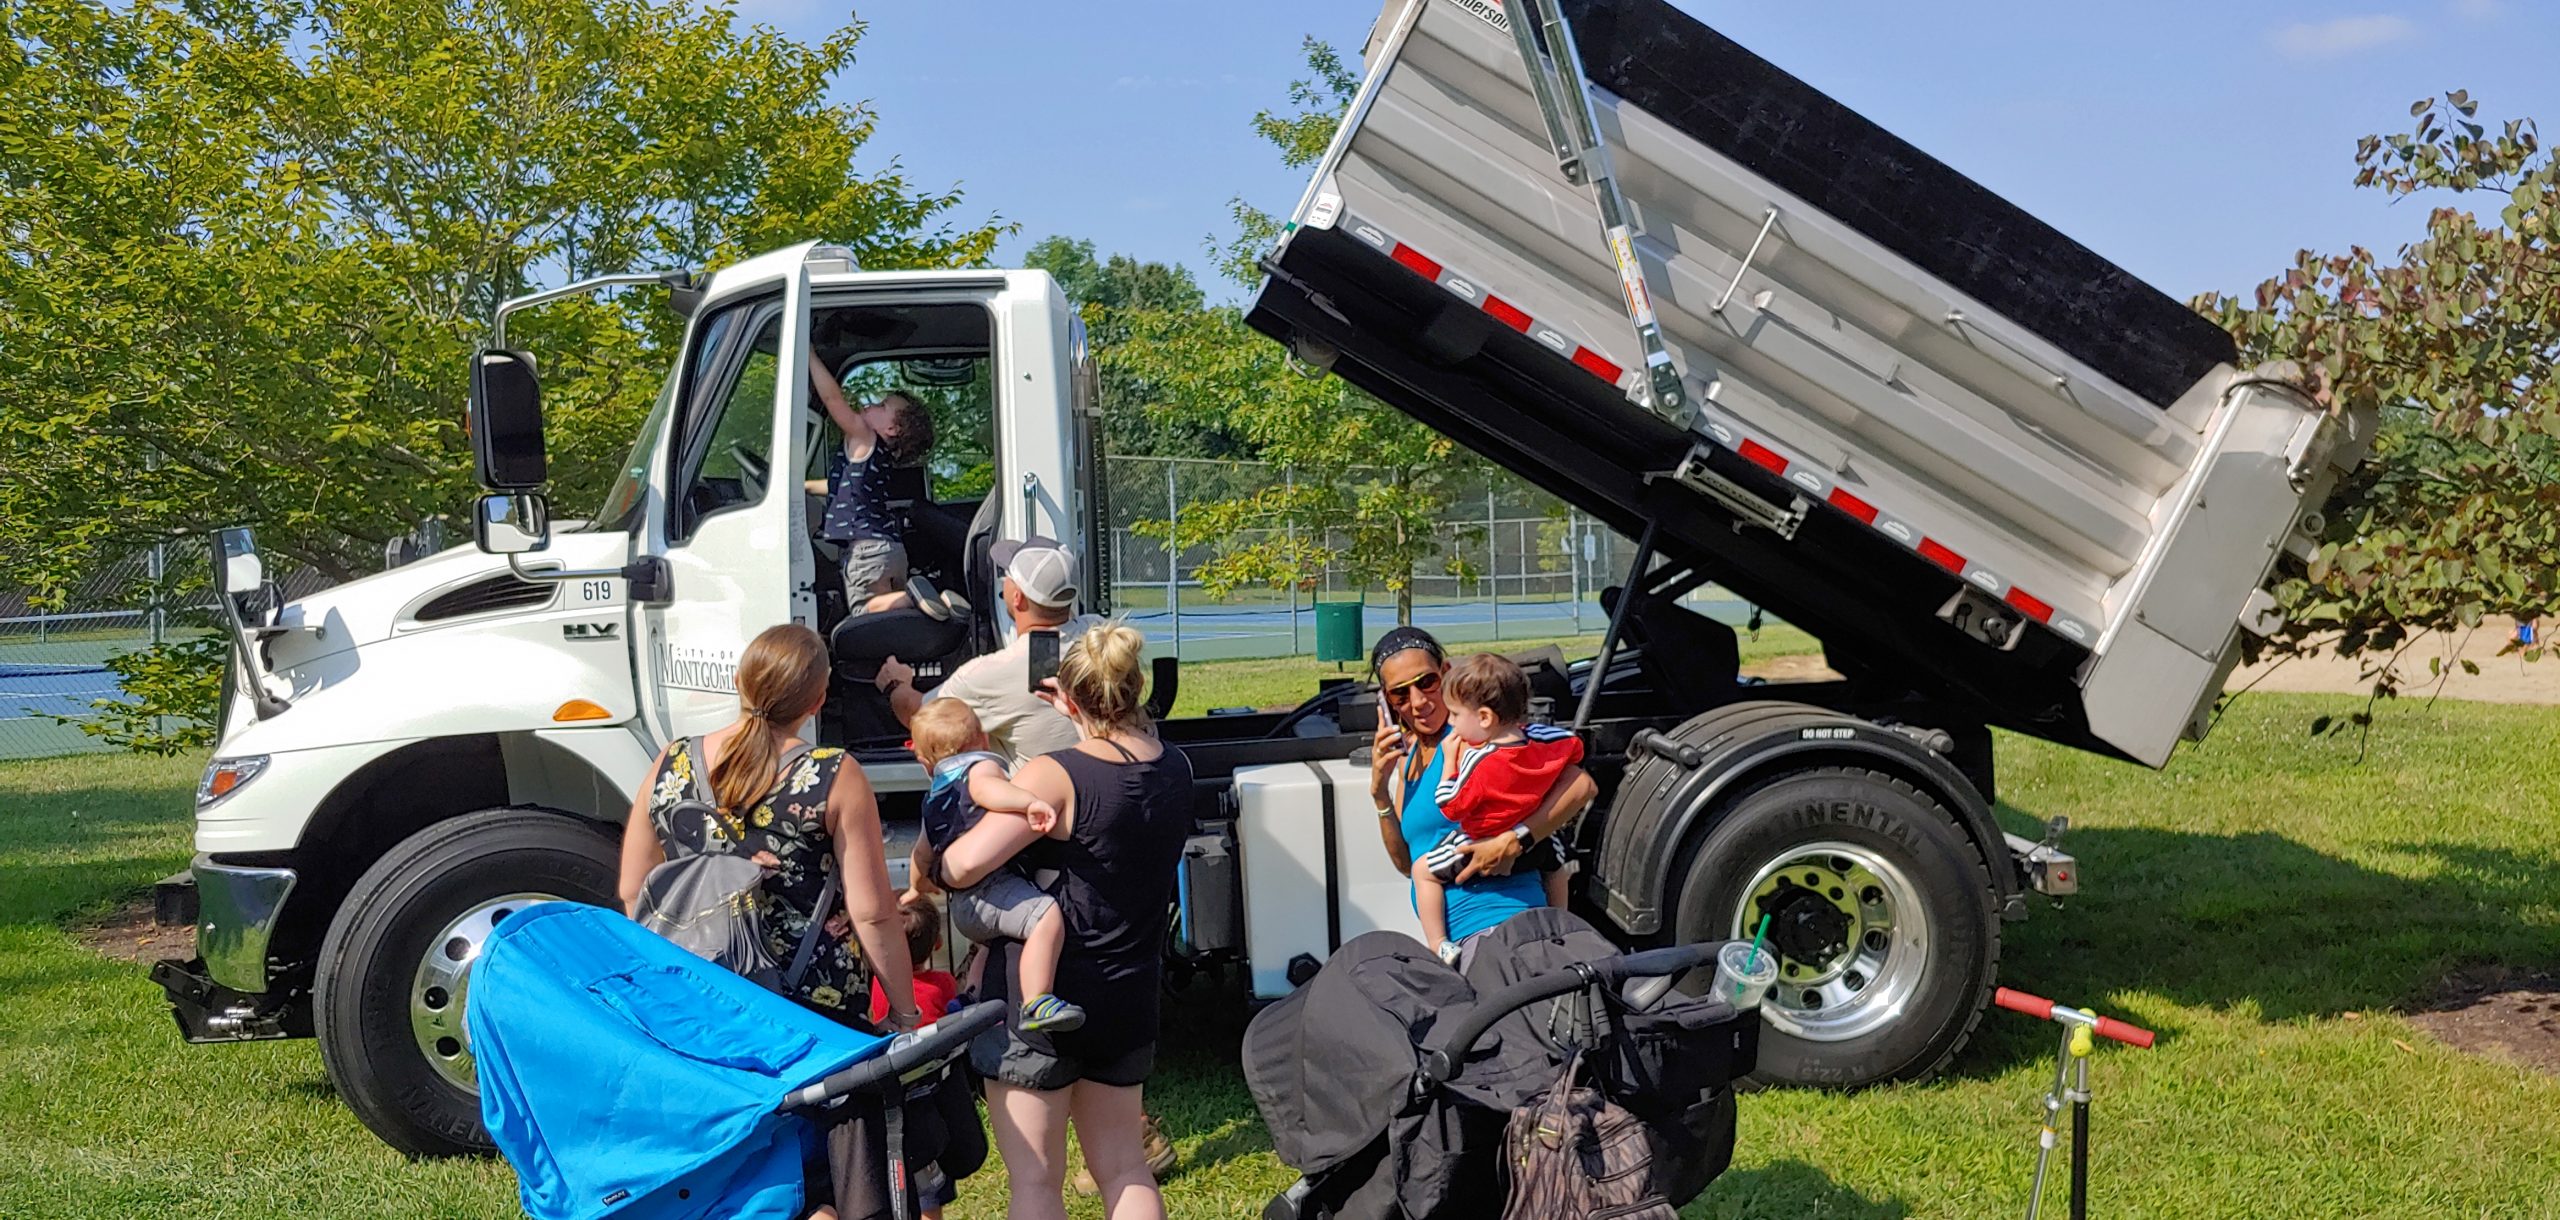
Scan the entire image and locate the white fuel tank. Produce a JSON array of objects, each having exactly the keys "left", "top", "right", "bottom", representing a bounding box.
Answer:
[{"left": 1234, "top": 758, "right": 1428, "bottom": 997}]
